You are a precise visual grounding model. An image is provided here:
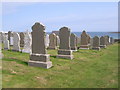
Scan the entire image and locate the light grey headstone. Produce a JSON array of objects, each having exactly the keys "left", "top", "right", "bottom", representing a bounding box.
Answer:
[
  {"left": 79, "top": 30, "right": 89, "bottom": 49},
  {"left": 70, "top": 33, "right": 77, "bottom": 51},
  {"left": 28, "top": 22, "right": 52, "bottom": 69},
  {"left": 48, "top": 33, "right": 57, "bottom": 49},
  {"left": 10, "top": 37, "right": 13, "bottom": 45},
  {"left": 12, "top": 32, "right": 20, "bottom": 51},
  {"left": 57, "top": 27, "right": 73, "bottom": 60},
  {"left": 4, "top": 36, "right": 9, "bottom": 50},
  {"left": 92, "top": 36, "right": 100, "bottom": 50},
  {"left": 22, "top": 31, "right": 32, "bottom": 53},
  {"left": 56, "top": 35, "right": 60, "bottom": 47},
  {"left": 45, "top": 34, "right": 49, "bottom": 48},
  {"left": 110, "top": 37, "right": 114, "bottom": 44}
]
